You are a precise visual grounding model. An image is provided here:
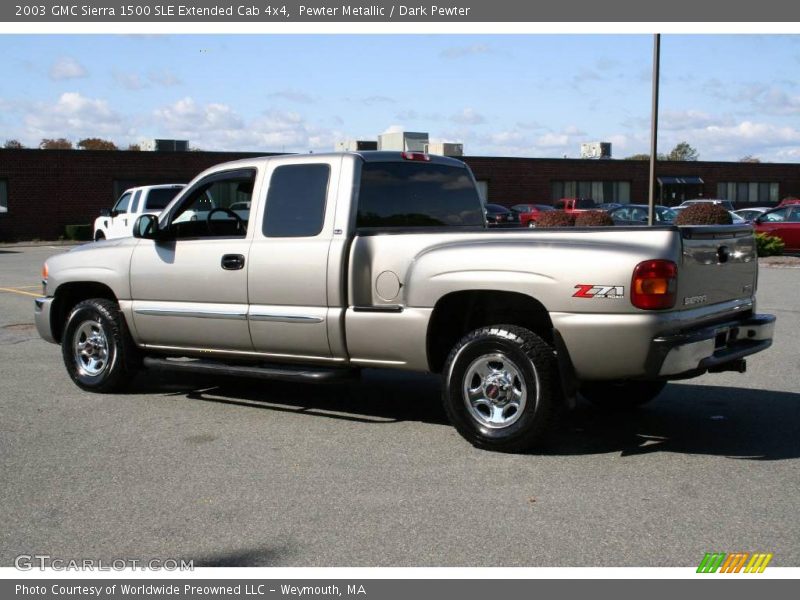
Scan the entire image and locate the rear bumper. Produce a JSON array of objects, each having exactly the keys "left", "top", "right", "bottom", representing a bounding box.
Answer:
[
  {"left": 34, "top": 296, "right": 57, "bottom": 344},
  {"left": 646, "top": 314, "right": 776, "bottom": 378}
]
